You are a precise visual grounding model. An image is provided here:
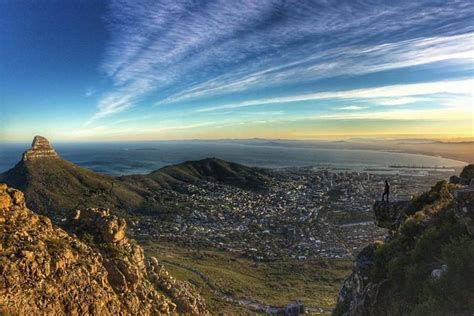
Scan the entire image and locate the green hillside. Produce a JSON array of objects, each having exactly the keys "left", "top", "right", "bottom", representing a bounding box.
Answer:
[
  {"left": 0, "top": 159, "right": 143, "bottom": 219},
  {"left": 121, "top": 157, "right": 269, "bottom": 192}
]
